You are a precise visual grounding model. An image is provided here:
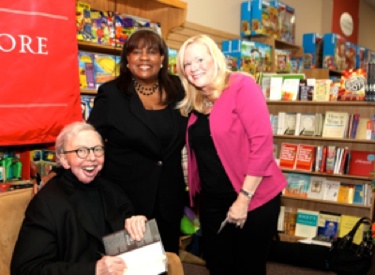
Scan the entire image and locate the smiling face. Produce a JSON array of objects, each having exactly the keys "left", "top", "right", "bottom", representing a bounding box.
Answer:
[
  {"left": 59, "top": 130, "right": 104, "bottom": 184},
  {"left": 183, "top": 42, "right": 215, "bottom": 93},
  {"left": 126, "top": 42, "right": 164, "bottom": 84}
]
